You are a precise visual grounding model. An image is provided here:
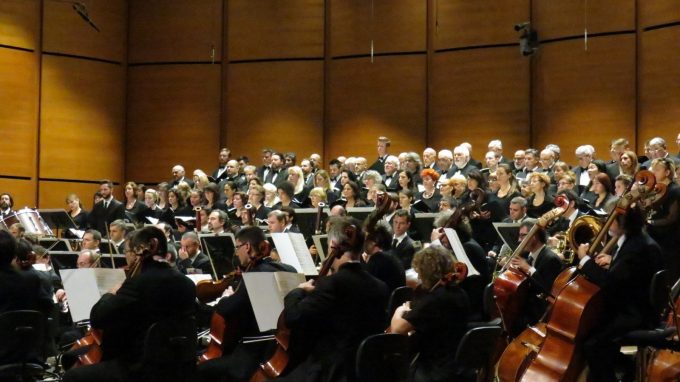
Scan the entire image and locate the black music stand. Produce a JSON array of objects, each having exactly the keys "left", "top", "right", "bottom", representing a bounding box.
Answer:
[
  {"left": 294, "top": 208, "right": 327, "bottom": 240},
  {"left": 199, "top": 233, "right": 236, "bottom": 279},
  {"left": 413, "top": 213, "right": 438, "bottom": 243},
  {"left": 50, "top": 251, "right": 80, "bottom": 273},
  {"left": 39, "top": 209, "right": 77, "bottom": 237}
]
